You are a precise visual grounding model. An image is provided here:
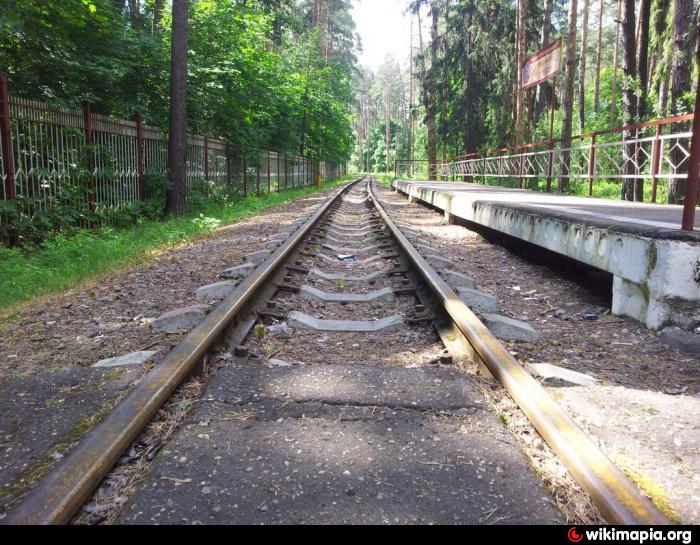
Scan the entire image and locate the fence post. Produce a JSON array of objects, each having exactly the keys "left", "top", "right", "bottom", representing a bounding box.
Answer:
[
  {"left": 256, "top": 155, "right": 261, "bottom": 196},
  {"left": 682, "top": 78, "right": 700, "bottom": 230},
  {"left": 284, "top": 155, "right": 288, "bottom": 190},
  {"left": 243, "top": 155, "right": 248, "bottom": 197},
  {"left": 588, "top": 133, "right": 597, "bottom": 197},
  {"left": 135, "top": 112, "right": 145, "bottom": 201},
  {"left": 83, "top": 102, "right": 96, "bottom": 212},
  {"left": 267, "top": 151, "right": 271, "bottom": 193},
  {"left": 277, "top": 152, "right": 281, "bottom": 193},
  {"left": 650, "top": 125, "right": 662, "bottom": 203},
  {"left": 203, "top": 136, "right": 209, "bottom": 182},
  {"left": 0, "top": 74, "right": 16, "bottom": 201},
  {"left": 226, "top": 141, "right": 232, "bottom": 189}
]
